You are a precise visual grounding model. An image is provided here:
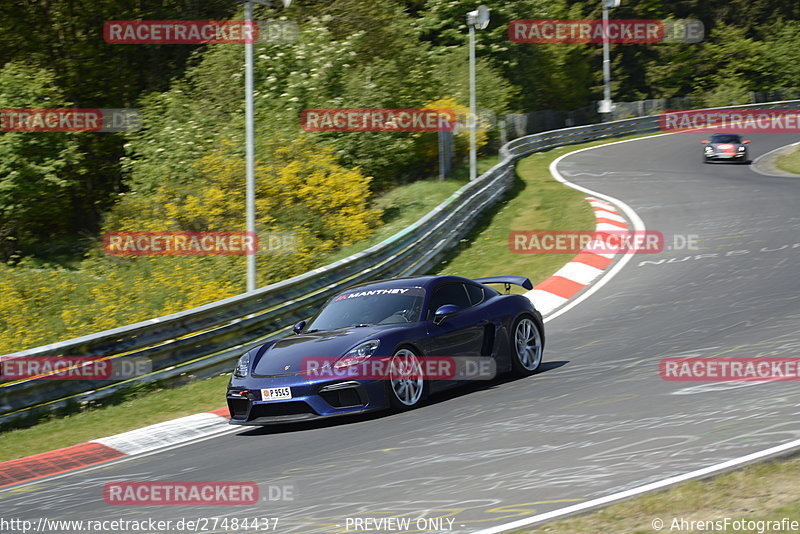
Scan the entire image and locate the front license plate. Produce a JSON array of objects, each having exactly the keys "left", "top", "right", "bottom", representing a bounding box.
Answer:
[{"left": 261, "top": 387, "right": 292, "bottom": 401}]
